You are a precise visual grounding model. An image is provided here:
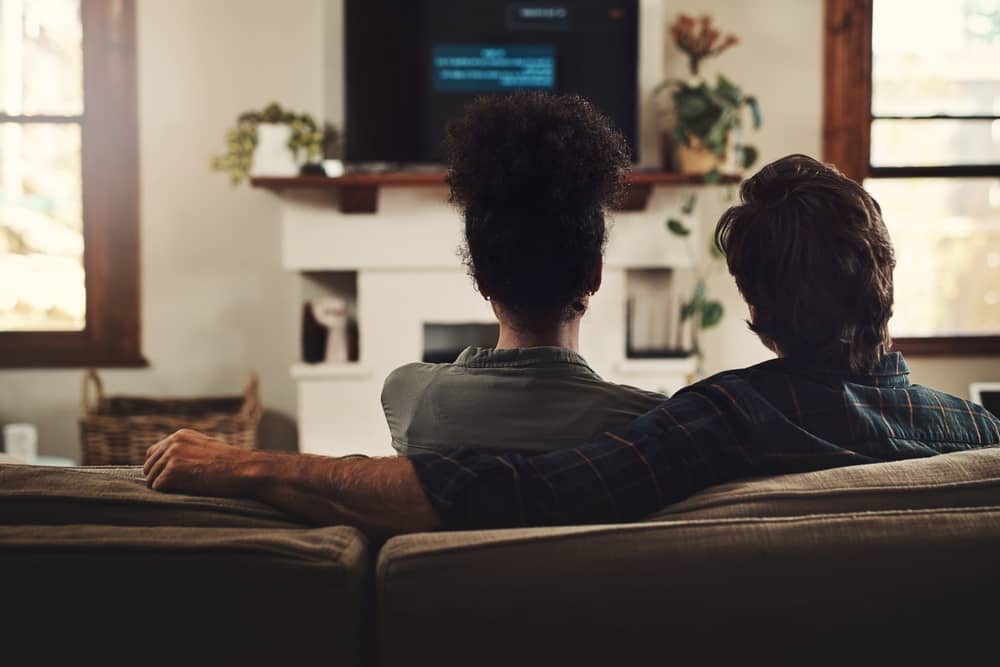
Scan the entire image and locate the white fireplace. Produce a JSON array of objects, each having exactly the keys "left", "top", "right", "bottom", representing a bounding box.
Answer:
[{"left": 279, "top": 185, "right": 700, "bottom": 457}]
